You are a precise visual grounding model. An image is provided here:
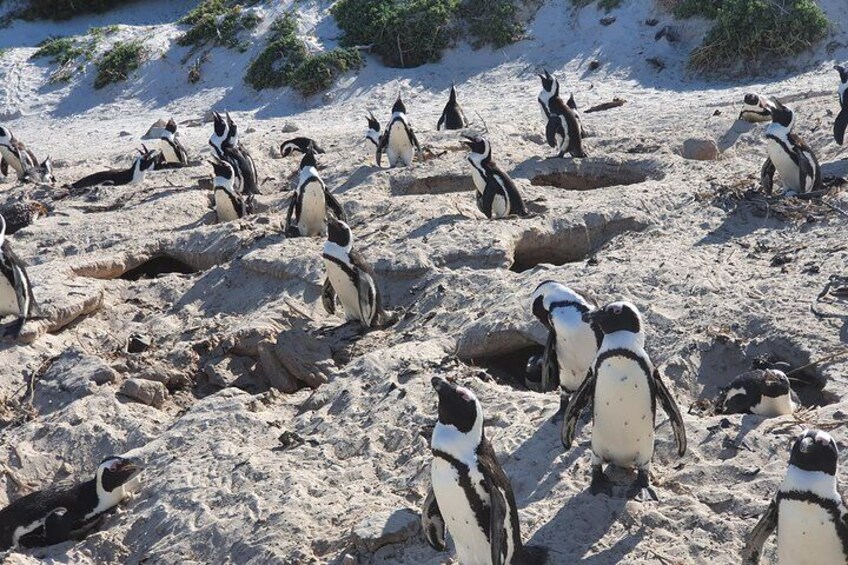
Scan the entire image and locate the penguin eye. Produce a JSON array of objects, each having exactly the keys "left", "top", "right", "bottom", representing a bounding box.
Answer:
[{"left": 611, "top": 304, "right": 622, "bottom": 315}]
